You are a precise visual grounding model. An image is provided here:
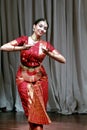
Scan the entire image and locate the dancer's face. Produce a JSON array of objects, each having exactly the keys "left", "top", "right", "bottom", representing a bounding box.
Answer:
[{"left": 33, "top": 21, "right": 48, "bottom": 37}]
